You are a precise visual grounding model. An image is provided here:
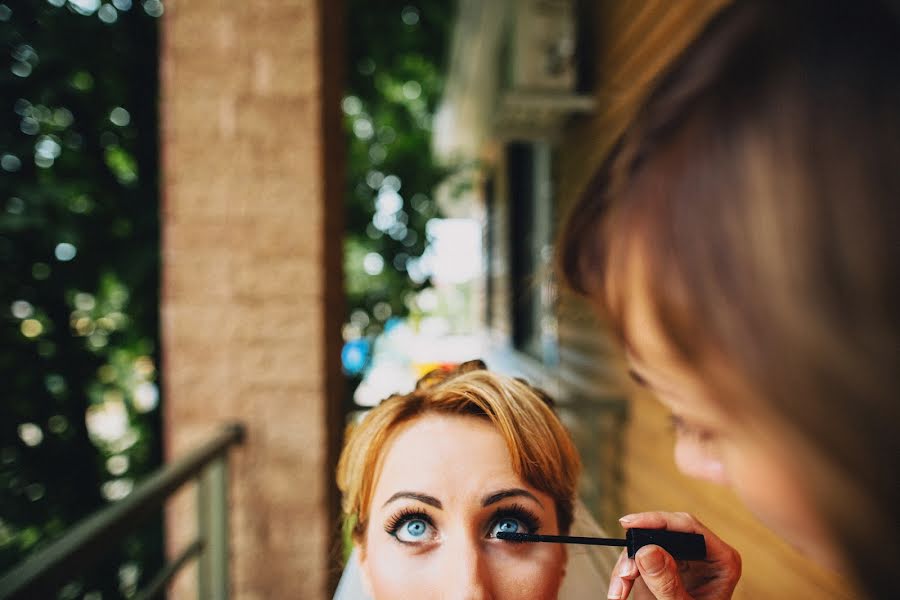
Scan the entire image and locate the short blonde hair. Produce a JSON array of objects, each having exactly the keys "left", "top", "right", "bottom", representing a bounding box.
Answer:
[{"left": 336, "top": 361, "right": 581, "bottom": 542}]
